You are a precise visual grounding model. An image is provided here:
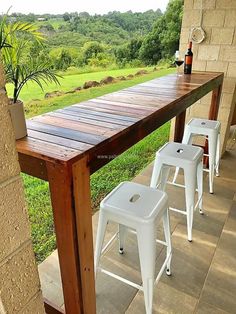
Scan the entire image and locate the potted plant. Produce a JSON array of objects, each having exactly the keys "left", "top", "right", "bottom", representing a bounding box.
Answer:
[{"left": 0, "top": 13, "right": 60, "bottom": 139}]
